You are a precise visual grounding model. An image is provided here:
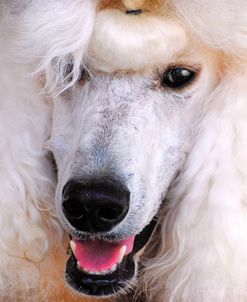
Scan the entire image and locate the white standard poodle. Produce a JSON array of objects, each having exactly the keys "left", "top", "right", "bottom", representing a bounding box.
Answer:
[{"left": 0, "top": 1, "right": 247, "bottom": 301}]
